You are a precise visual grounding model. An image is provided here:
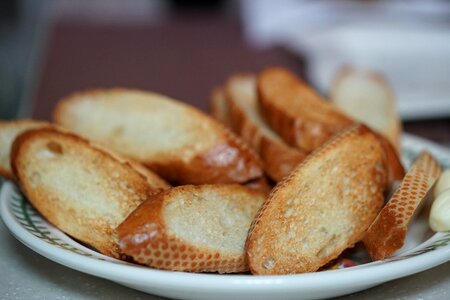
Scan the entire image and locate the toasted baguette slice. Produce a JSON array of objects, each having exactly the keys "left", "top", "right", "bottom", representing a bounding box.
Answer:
[
  {"left": 118, "top": 184, "right": 265, "bottom": 273},
  {"left": 331, "top": 67, "right": 402, "bottom": 152},
  {"left": 0, "top": 120, "right": 50, "bottom": 179},
  {"left": 54, "top": 88, "right": 263, "bottom": 185},
  {"left": 209, "top": 86, "right": 232, "bottom": 128},
  {"left": 225, "top": 74, "right": 307, "bottom": 182},
  {"left": 246, "top": 124, "right": 387, "bottom": 275},
  {"left": 257, "top": 67, "right": 354, "bottom": 152},
  {"left": 363, "top": 152, "right": 441, "bottom": 260},
  {"left": 11, "top": 128, "right": 168, "bottom": 257}
]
